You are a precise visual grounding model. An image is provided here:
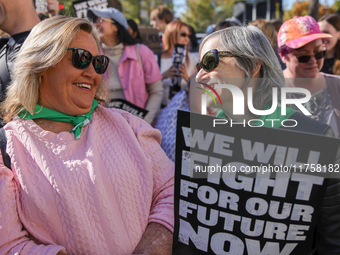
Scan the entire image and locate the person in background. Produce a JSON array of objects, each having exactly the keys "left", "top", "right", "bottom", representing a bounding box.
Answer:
[
  {"left": 270, "top": 19, "right": 283, "bottom": 33},
  {"left": 225, "top": 16, "right": 242, "bottom": 26},
  {"left": 0, "top": 0, "right": 40, "bottom": 103},
  {"left": 212, "top": 20, "right": 240, "bottom": 32},
  {"left": 0, "top": 30, "right": 9, "bottom": 49},
  {"left": 0, "top": 0, "right": 59, "bottom": 129},
  {"left": 88, "top": 7, "right": 163, "bottom": 124},
  {"left": 150, "top": 5, "right": 173, "bottom": 35},
  {"left": 0, "top": 16, "right": 174, "bottom": 255},
  {"left": 318, "top": 14, "right": 340, "bottom": 75},
  {"left": 250, "top": 18, "right": 286, "bottom": 69},
  {"left": 127, "top": 19, "right": 143, "bottom": 43},
  {"left": 161, "top": 20, "right": 199, "bottom": 106},
  {"left": 196, "top": 25, "right": 340, "bottom": 255},
  {"left": 188, "top": 25, "right": 199, "bottom": 53},
  {"left": 278, "top": 15, "right": 340, "bottom": 137}
]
